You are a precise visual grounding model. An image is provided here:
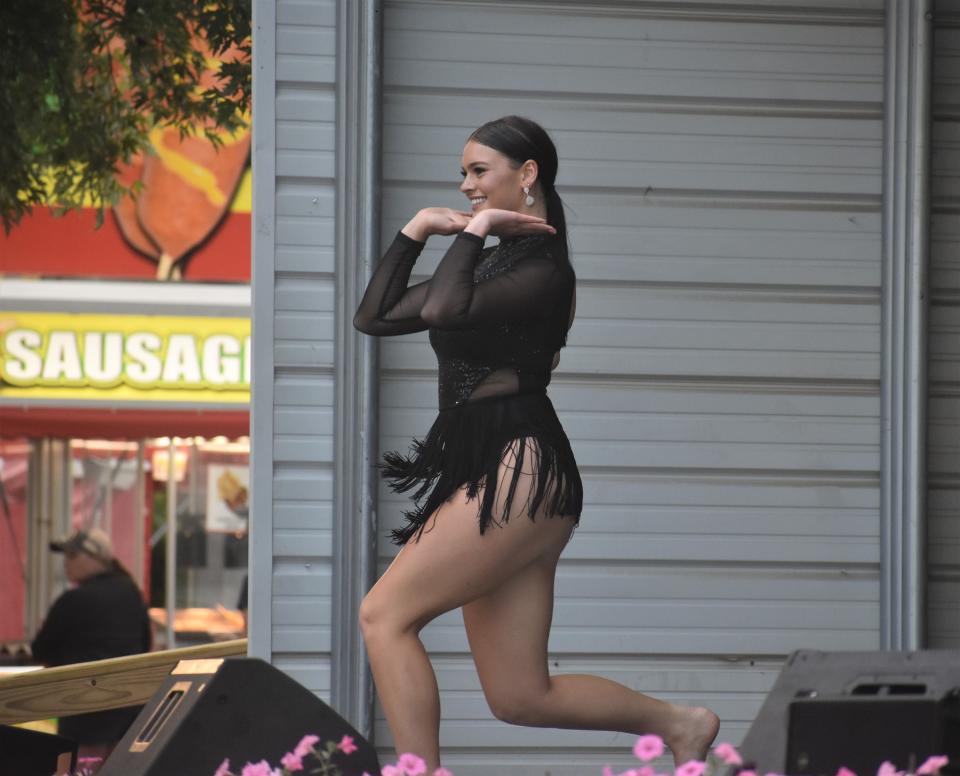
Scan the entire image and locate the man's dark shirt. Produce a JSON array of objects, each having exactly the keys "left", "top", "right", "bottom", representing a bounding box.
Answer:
[{"left": 32, "top": 567, "right": 151, "bottom": 744}]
